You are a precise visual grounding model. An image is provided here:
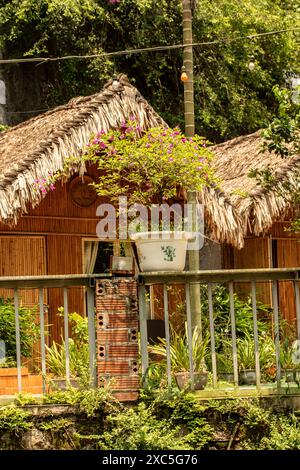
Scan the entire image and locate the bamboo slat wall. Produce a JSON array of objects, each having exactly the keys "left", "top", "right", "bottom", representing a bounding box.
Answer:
[
  {"left": 0, "top": 236, "right": 46, "bottom": 304},
  {"left": 0, "top": 167, "right": 107, "bottom": 343},
  {"left": 277, "top": 239, "right": 300, "bottom": 325}
]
